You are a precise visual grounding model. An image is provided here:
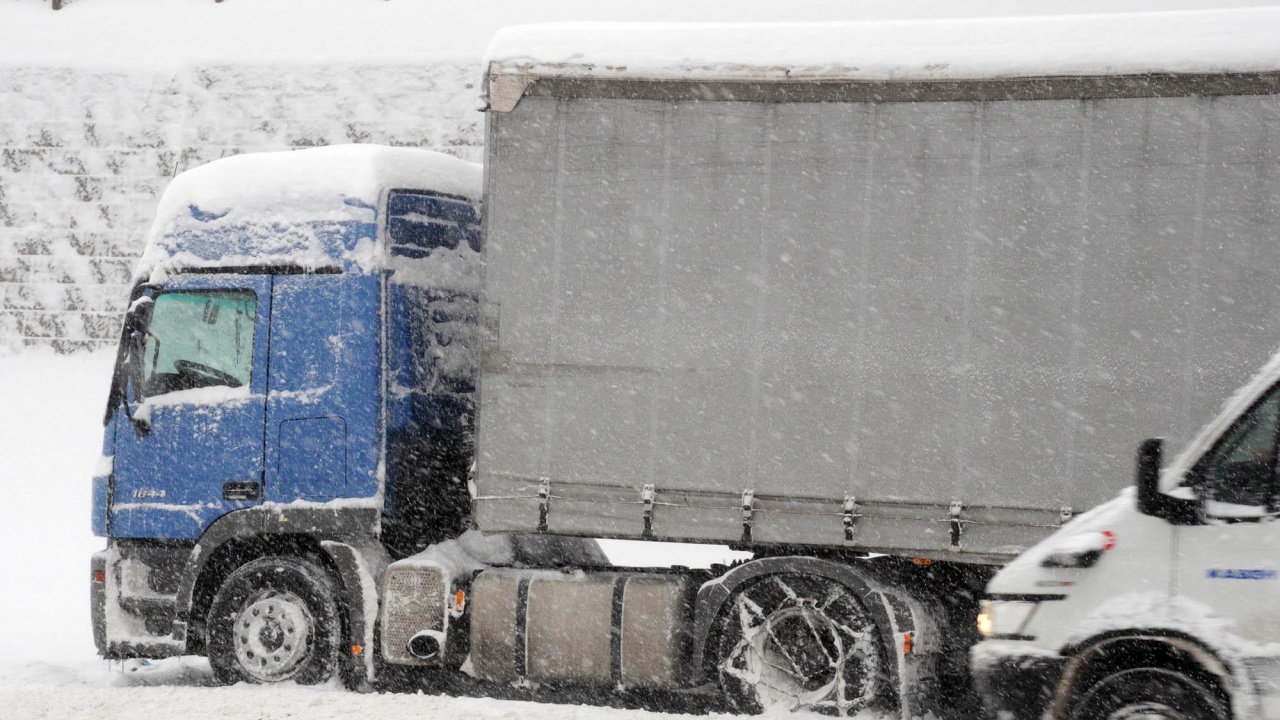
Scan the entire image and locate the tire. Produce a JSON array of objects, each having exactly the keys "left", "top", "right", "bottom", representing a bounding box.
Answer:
[
  {"left": 207, "top": 556, "right": 341, "bottom": 685},
  {"left": 715, "top": 574, "right": 887, "bottom": 717},
  {"left": 1069, "top": 667, "right": 1227, "bottom": 720}
]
